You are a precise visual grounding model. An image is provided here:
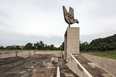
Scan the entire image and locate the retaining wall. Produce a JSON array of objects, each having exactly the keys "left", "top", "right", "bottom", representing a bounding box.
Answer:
[{"left": 82, "top": 54, "right": 116, "bottom": 76}]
